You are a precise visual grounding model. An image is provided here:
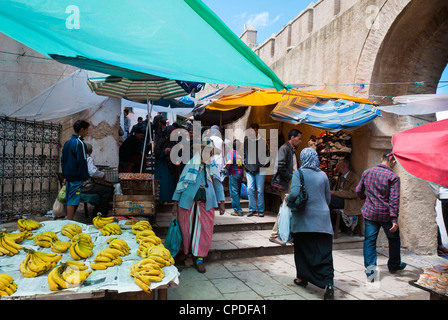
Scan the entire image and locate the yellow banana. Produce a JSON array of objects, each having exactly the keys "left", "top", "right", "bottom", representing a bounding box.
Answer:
[
  {"left": 33, "top": 250, "right": 62, "bottom": 263},
  {"left": 47, "top": 269, "right": 60, "bottom": 291},
  {"left": 138, "top": 269, "right": 164, "bottom": 277},
  {"left": 4, "top": 231, "right": 29, "bottom": 243},
  {"left": 1, "top": 236, "right": 21, "bottom": 254},
  {"left": 65, "top": 260, "right": 88, "bottom": 269},
  {"left": 0, "top": 242, "right": 10, "bottom": 256},
  {"left": 61, "top": 223, "right": 82, "bottom": 238},
  {"left": 90, "top": 262, "right": 108, "bottom": 270},
  {"left": 50, "top": 240, "right": 71, "bottom": 253},
  {"left": 134, "top": 272, "right": 152, "bottom": 285},
  {"left": 69, "top": 243, "right": 81, "bottom": 260},
  {"left": 133, "top": 276, "right": 152, "bottom": 293},
  {"left": 48, "top": 265, "right": 69, "bottom": 290},
  {"left": 27, "top": 253, "right": 47, "bottom": 273},
  {"left": 73, "top": 242, "right": 89, "bottom": 259},
  {"left": 17, "top": 217, "right": 41, "bottom": 231},
  {"left": 19, "top": 256, "right": 38, "bottom": 278}
]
